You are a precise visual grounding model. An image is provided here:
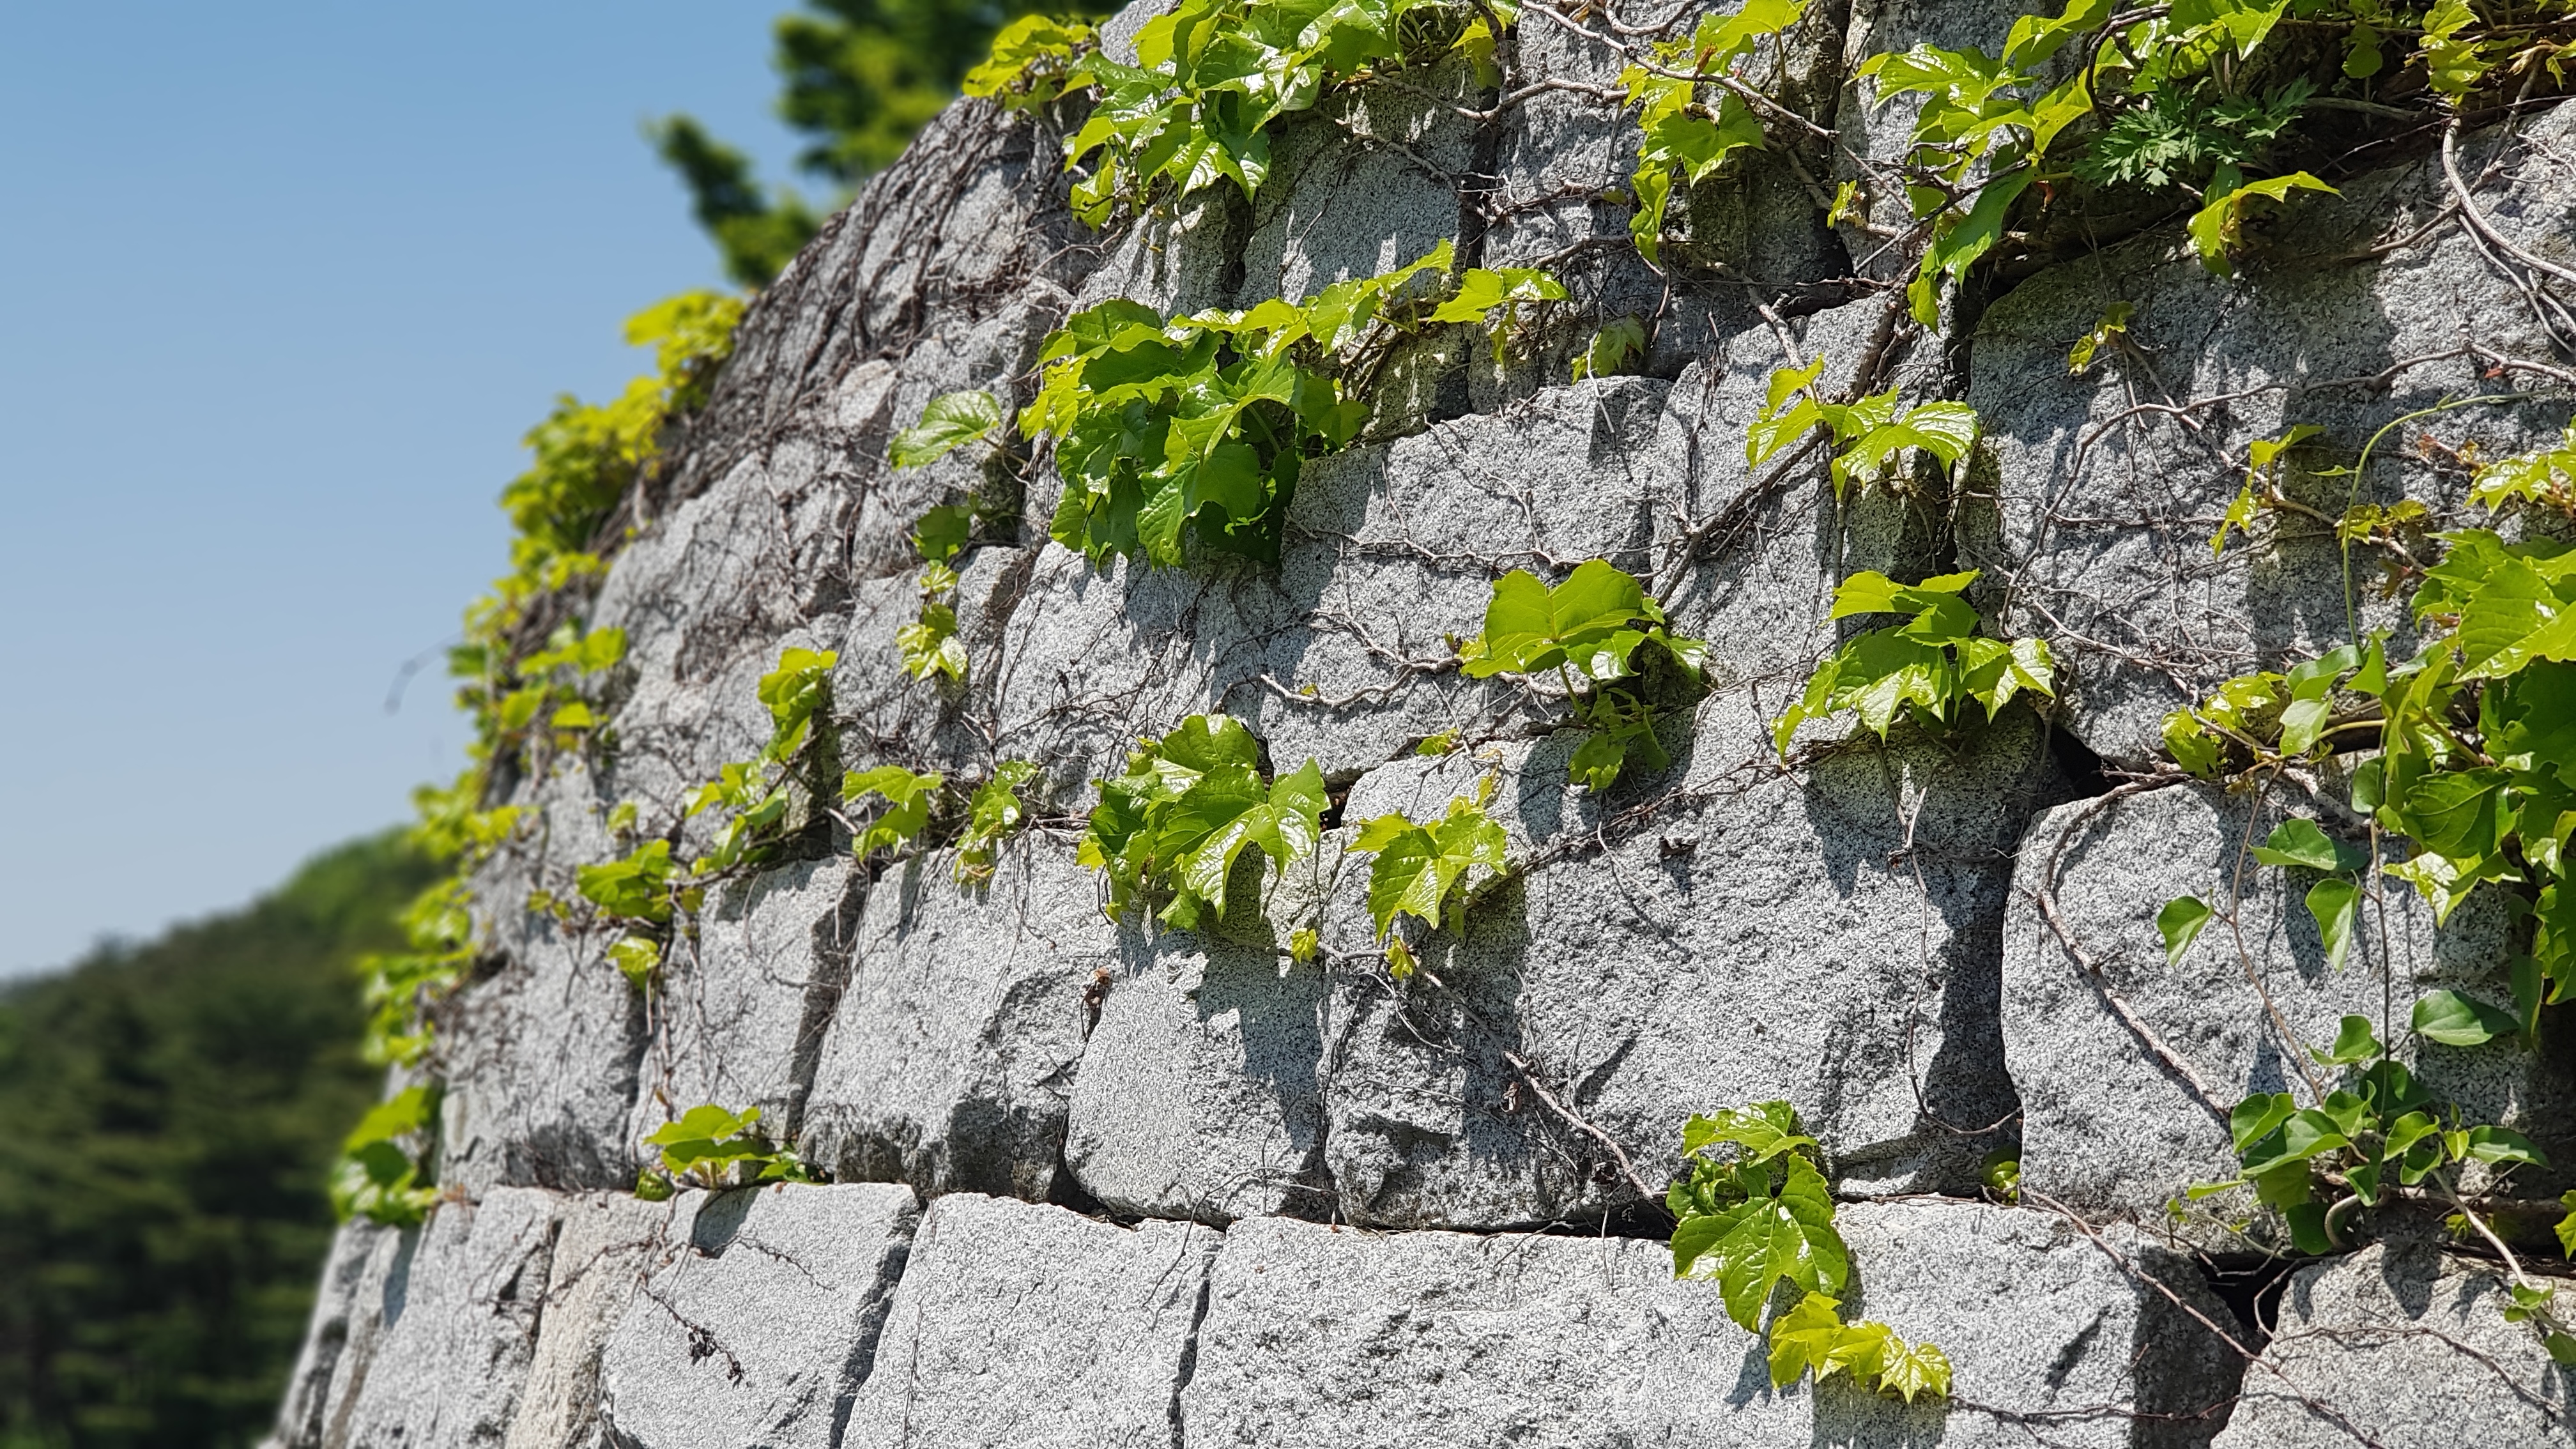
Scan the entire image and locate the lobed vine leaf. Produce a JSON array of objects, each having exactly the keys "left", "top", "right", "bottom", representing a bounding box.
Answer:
[
  {"left": 1356, "top": 779, "right": 1510, "bottom": 942},
  {"left": 890, "top": 390, "right": 1003, "bottom": 471}
]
